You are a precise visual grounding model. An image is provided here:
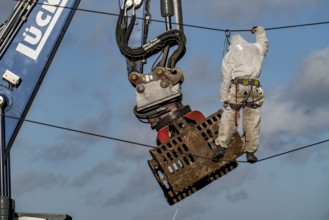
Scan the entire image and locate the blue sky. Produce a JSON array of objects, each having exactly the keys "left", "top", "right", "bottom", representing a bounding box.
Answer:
[{"left": 1, "top": 0, "right": 329, "bottom": 220}]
